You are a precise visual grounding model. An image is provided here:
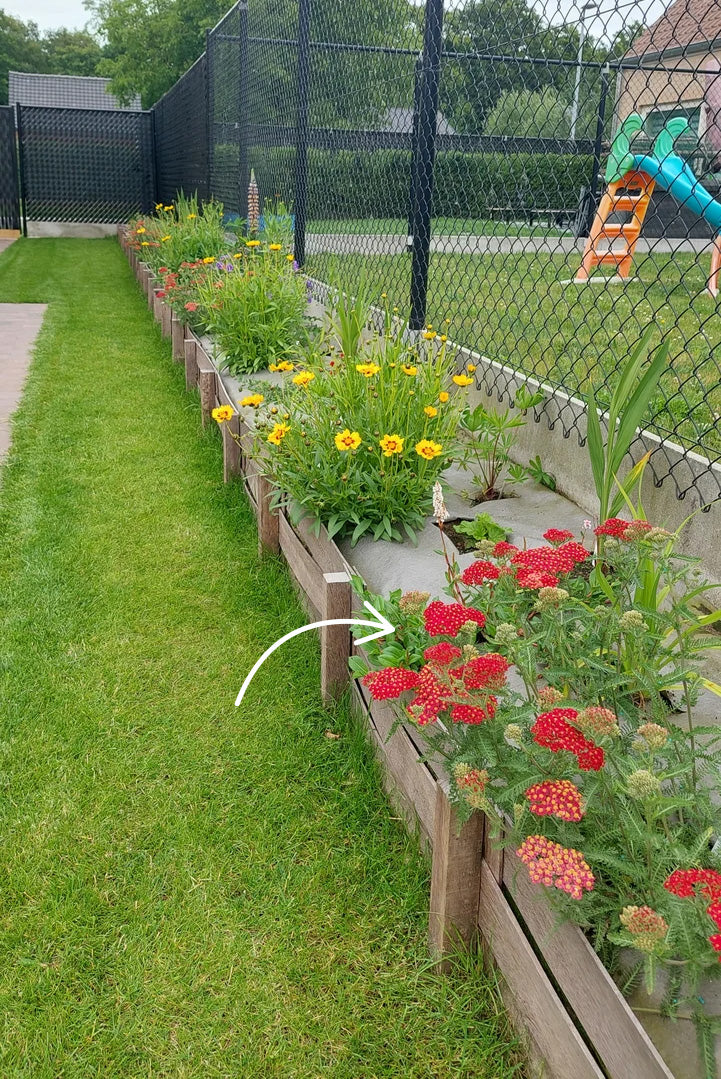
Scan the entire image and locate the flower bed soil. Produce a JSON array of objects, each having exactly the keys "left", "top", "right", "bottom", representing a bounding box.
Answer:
[{"left": 119, "top": 227, "right": 702, "bottom": 1078}]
